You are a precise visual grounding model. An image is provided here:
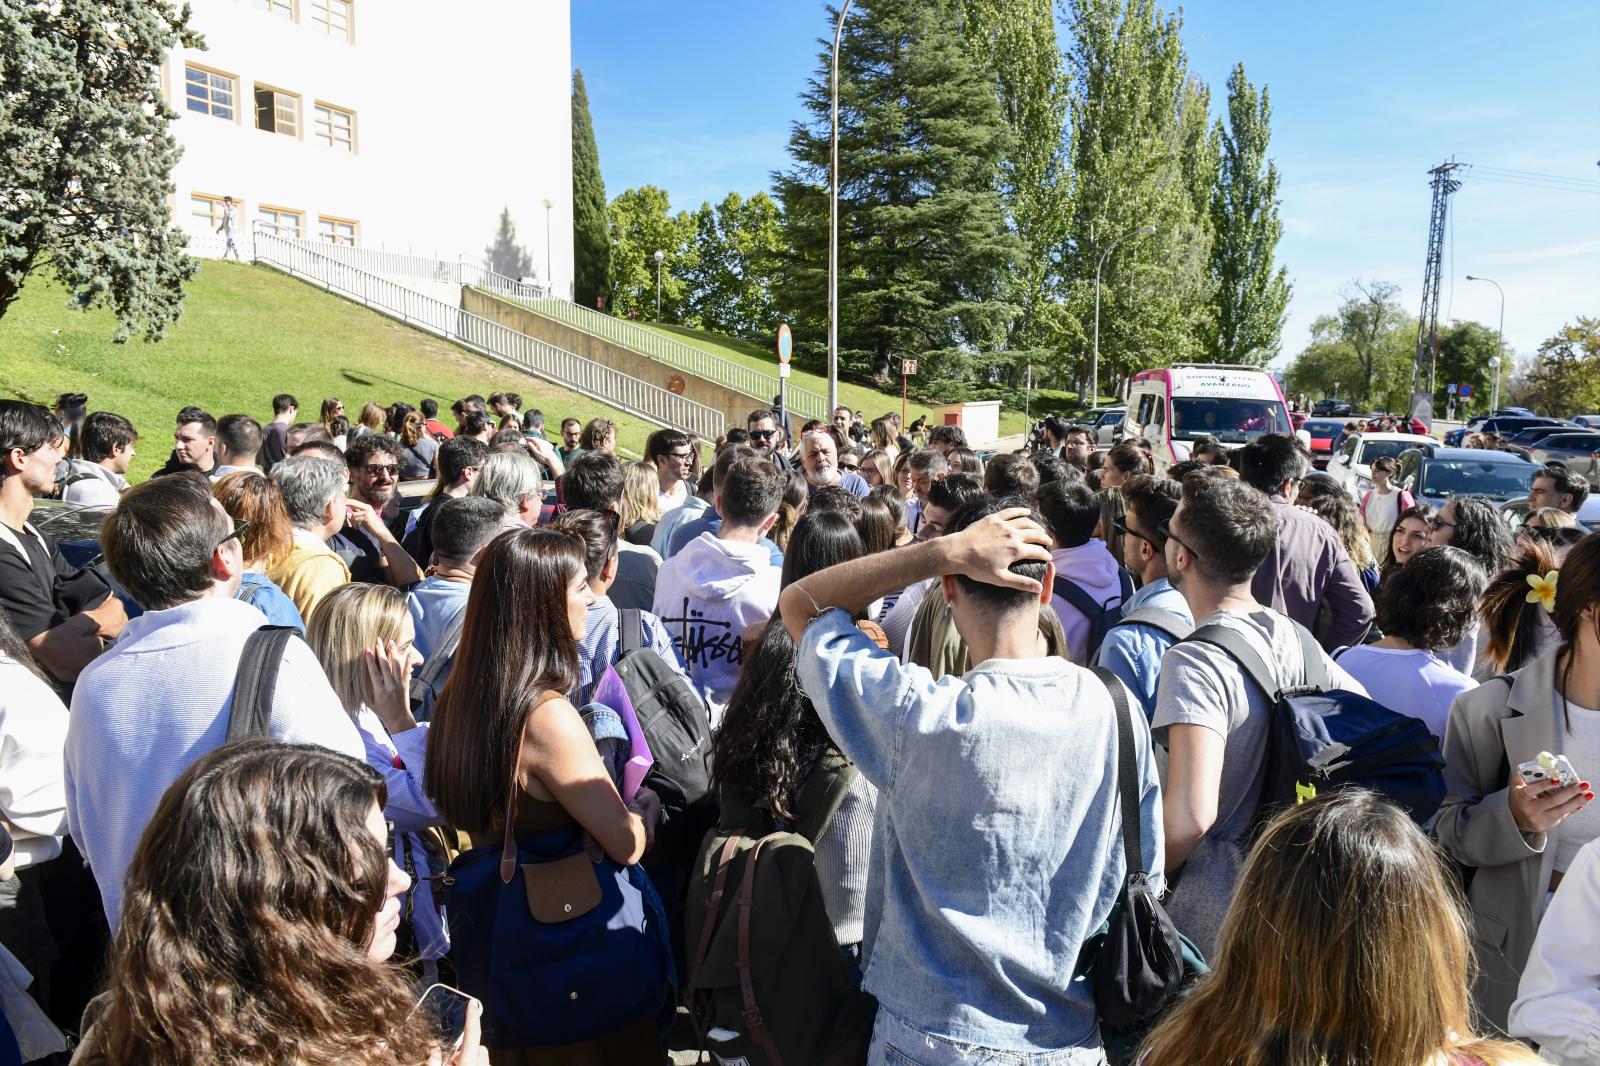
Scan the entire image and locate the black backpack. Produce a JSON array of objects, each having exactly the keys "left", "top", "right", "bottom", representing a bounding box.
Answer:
[
  {"left": 1186, "top": 621, "right": 1447, "bottom": 827},
  {"left": 226, "top": 625, "right": 299, "bottom": 739},
  {"left": 1053, "top": 567, "right": 1136, "bottom": 660}
]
